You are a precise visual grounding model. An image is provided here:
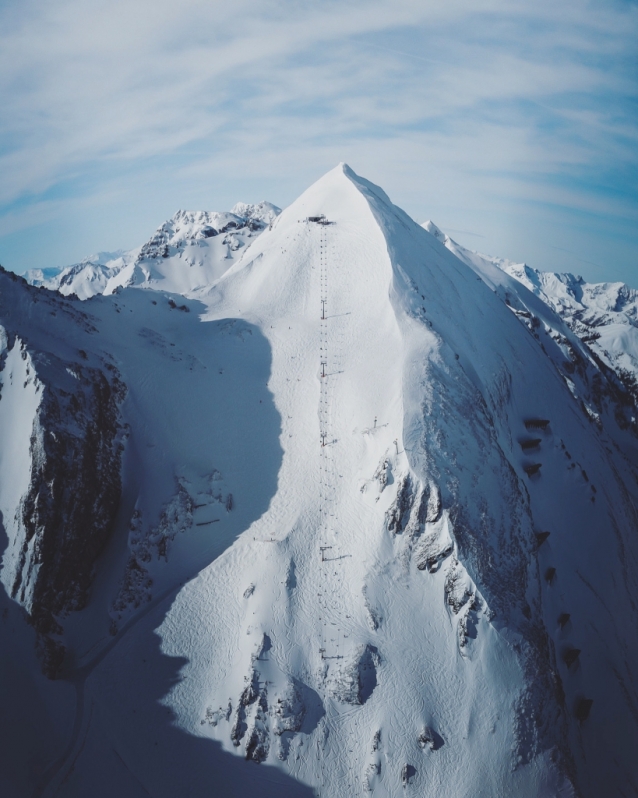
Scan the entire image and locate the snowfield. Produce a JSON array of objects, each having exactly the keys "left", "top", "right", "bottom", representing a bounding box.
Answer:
[
  {"left": 424, "top": 220, "right": 638, "bottom": 394},
  {"left": 25, "top": 201, "right": 281, "bottom": 301},
  {"left": 1, "top": 165, "right": 637, "bottom": 797}
]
